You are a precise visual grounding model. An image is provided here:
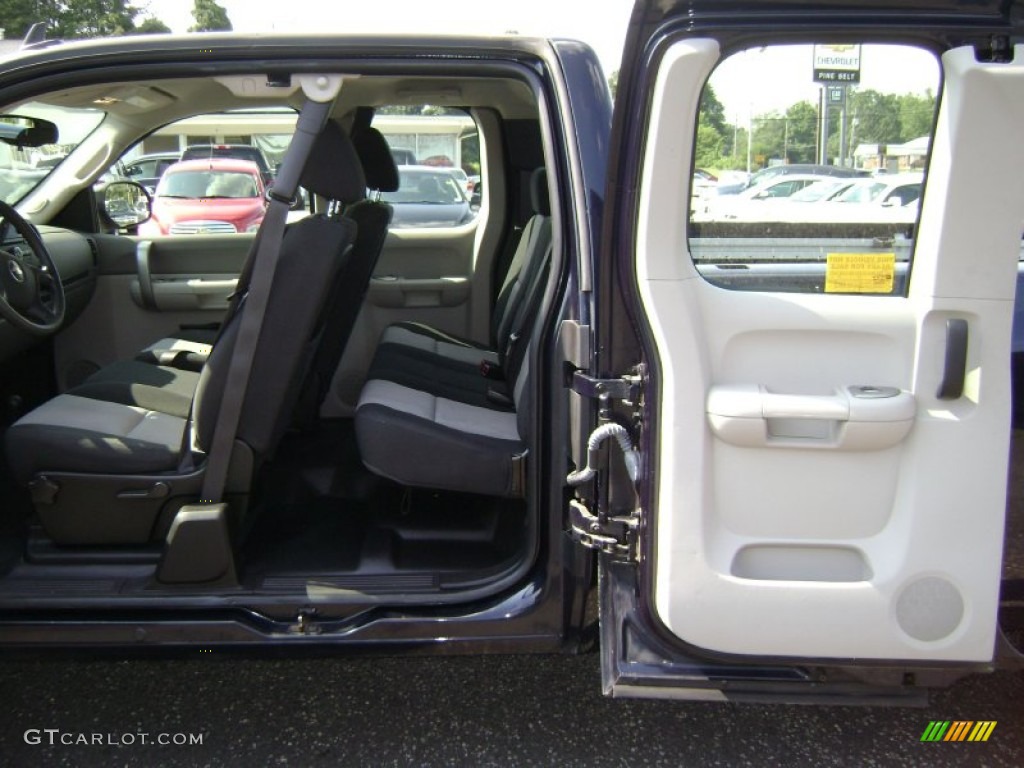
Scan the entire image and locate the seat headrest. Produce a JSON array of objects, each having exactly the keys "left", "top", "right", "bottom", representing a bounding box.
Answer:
[
  {"left": 300, "top": 121, "right": 366, "bottom": 204},
  {"left": 530, "top": 167, "right": 550, "bottom": 217},
  {"left": 352, "top": 127, "right": 399, "bottom": 193}
]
